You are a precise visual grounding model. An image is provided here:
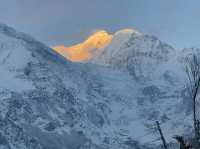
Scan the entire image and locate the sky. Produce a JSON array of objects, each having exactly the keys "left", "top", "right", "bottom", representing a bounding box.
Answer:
[{"left": 0, "top": 0, "right": 200, "bottom": 49}]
